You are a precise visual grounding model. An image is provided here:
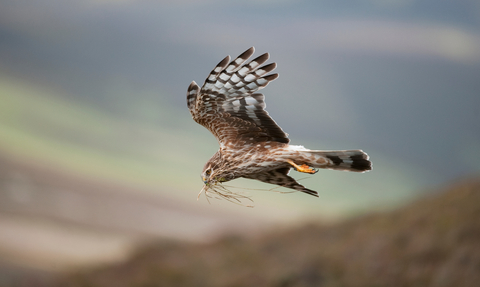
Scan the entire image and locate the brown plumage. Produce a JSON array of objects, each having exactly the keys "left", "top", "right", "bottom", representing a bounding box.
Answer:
[{"left": 187, "top": 47, "right": 371, "bottom": 201}]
